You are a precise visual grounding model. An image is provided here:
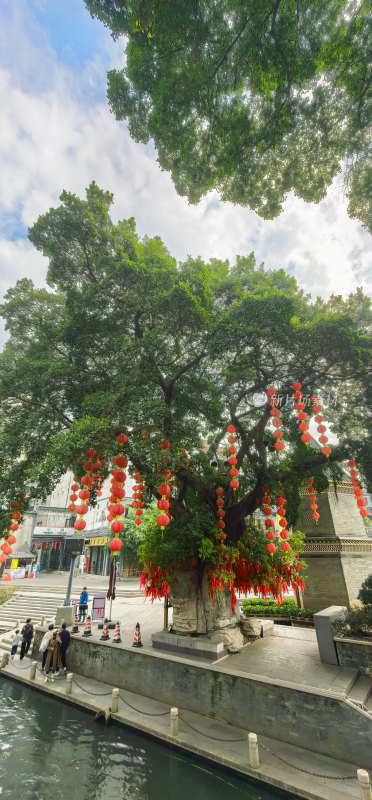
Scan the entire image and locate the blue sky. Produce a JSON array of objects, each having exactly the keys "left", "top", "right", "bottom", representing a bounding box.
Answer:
[{"left": 0, "top": 0, "right": 371, "bottom": 347}]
